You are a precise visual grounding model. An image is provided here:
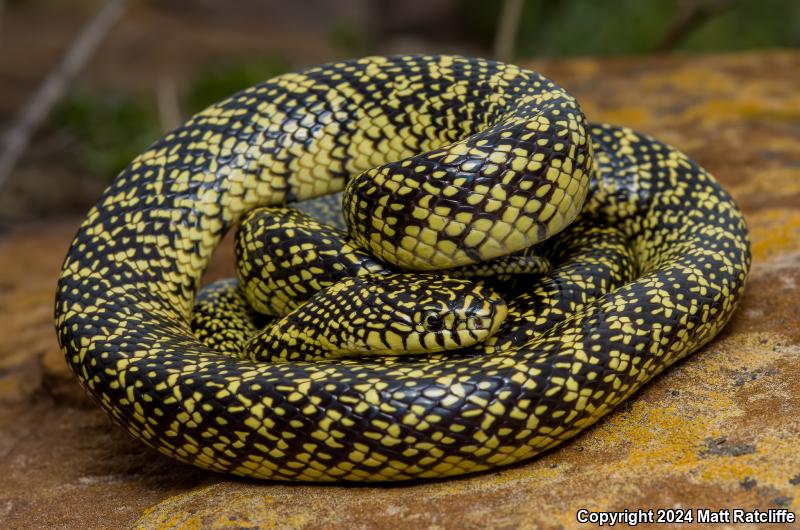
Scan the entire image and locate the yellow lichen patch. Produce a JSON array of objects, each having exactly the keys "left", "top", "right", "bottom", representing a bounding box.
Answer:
[
  {"left": 579, "top": 102, "right": 652, "bottom": 130},
  {"left": 748, "top": 208, "right": 800, "bottom": 261},
  {"left": 682, "top": 98, "right": 800, "bottom": 125},
  {"left": 639, "top": 67, "right": 739, "bottom": 96}
]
